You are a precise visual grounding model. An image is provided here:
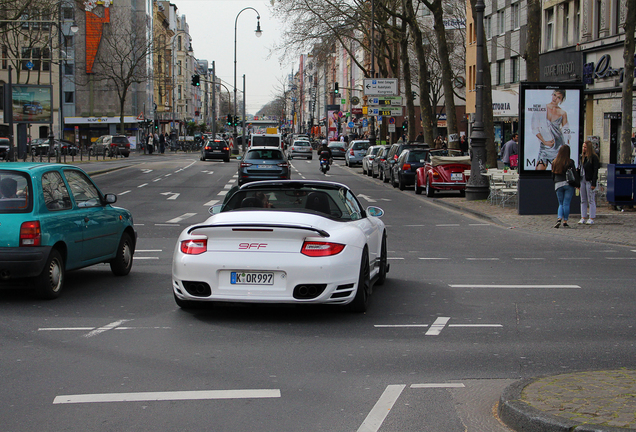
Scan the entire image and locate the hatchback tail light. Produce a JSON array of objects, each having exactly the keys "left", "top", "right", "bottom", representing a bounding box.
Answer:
[
  {"left": 223, "top": 146, "right": 229, "bottom": 151},
  {"left": 402, "top": 163, "right": 411, "bottom": 171},
  {"left": 180, "top": 239, "right": 208, "bottom": 255},
  {"left": 20, "top": 221, "right": 41, "bottom": 246},
  {"left": 240, "top": 162, "right": 253, "bottom": 167},
  {"left": 301, "top": 241, "right": 345, "bottom": 257},
  {"left": 432, "top": 170, "right": 440, "bottom": 178},
  {"left": 277, "top": 162, "right": 289, "bottom": 168},
  {"left": 349, "top": 149, "right": 355, "bottom": 155}
]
